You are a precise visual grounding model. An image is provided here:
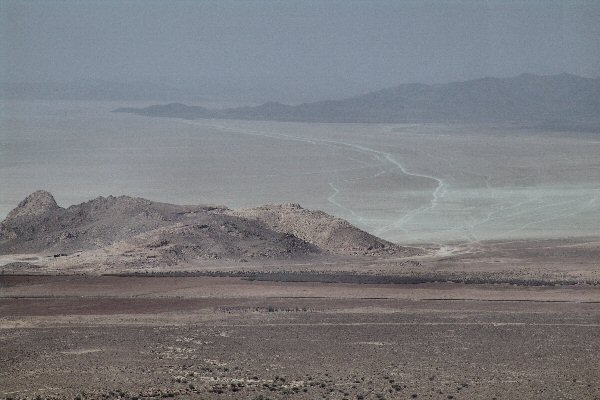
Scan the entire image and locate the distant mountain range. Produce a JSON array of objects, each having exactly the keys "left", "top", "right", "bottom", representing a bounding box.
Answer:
[{"left": 114, "top": 73, "right": 600, "bottom": 126}]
